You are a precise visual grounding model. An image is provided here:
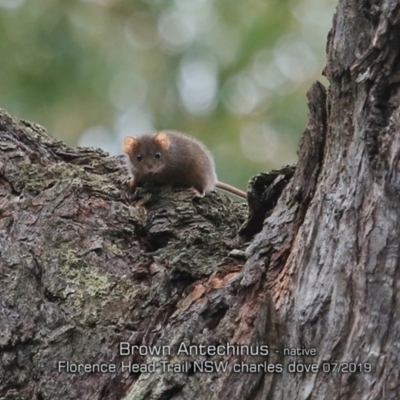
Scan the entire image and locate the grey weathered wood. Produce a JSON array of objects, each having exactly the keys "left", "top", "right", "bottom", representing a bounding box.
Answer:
[{"left": 266, "top": 1, "right": 400, "bottom": 398}]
